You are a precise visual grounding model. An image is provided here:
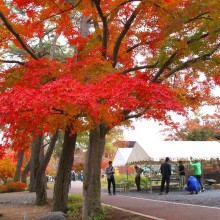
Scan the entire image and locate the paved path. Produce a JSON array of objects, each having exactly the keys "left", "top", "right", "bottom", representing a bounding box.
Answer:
[{"left": 69, "top": 181, "right": 220, "bottom": 220}]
